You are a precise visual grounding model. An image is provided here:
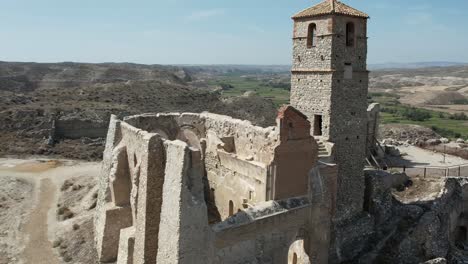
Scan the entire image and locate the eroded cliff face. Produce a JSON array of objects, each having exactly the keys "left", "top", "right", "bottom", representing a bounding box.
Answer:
[{"left": 352, "top": 171, "right": 468, "bottom": 263}]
